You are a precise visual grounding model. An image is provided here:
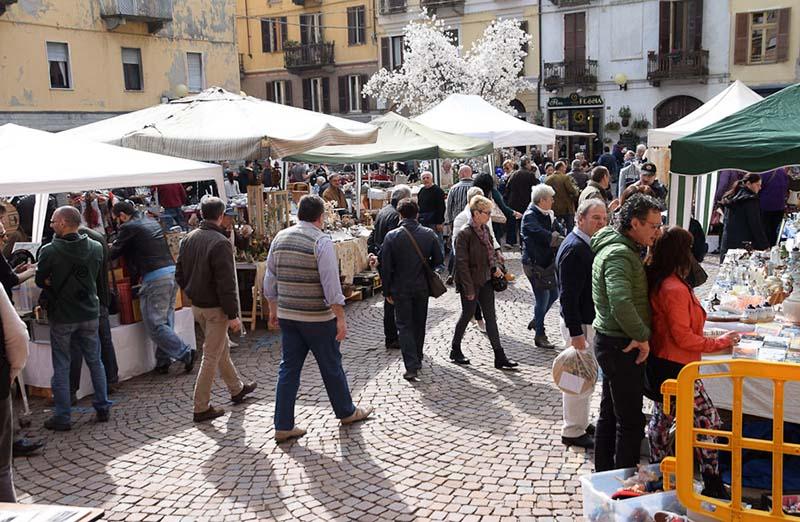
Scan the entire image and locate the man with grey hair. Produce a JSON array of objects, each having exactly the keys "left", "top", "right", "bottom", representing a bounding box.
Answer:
[
  {"left": 368, "top": 184, "right": 412, "bottom": 350},
  {"left": 36, "top": 206, "right": 111, "bottom": 431},
  {"left": 569, "top": 159, "right": 589, "bottom": 191},
  {"left": 417, "top": 171, "right": 446, "bottom": 252},
  {"left": 617, "top": 150, "right": 639, "bottom": 199},
  {"left": 555, "top": 198, "right": 608, "bottom": 448},
  {"left": 444, "top": 165, "right": 474, "bottom": 283}
]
